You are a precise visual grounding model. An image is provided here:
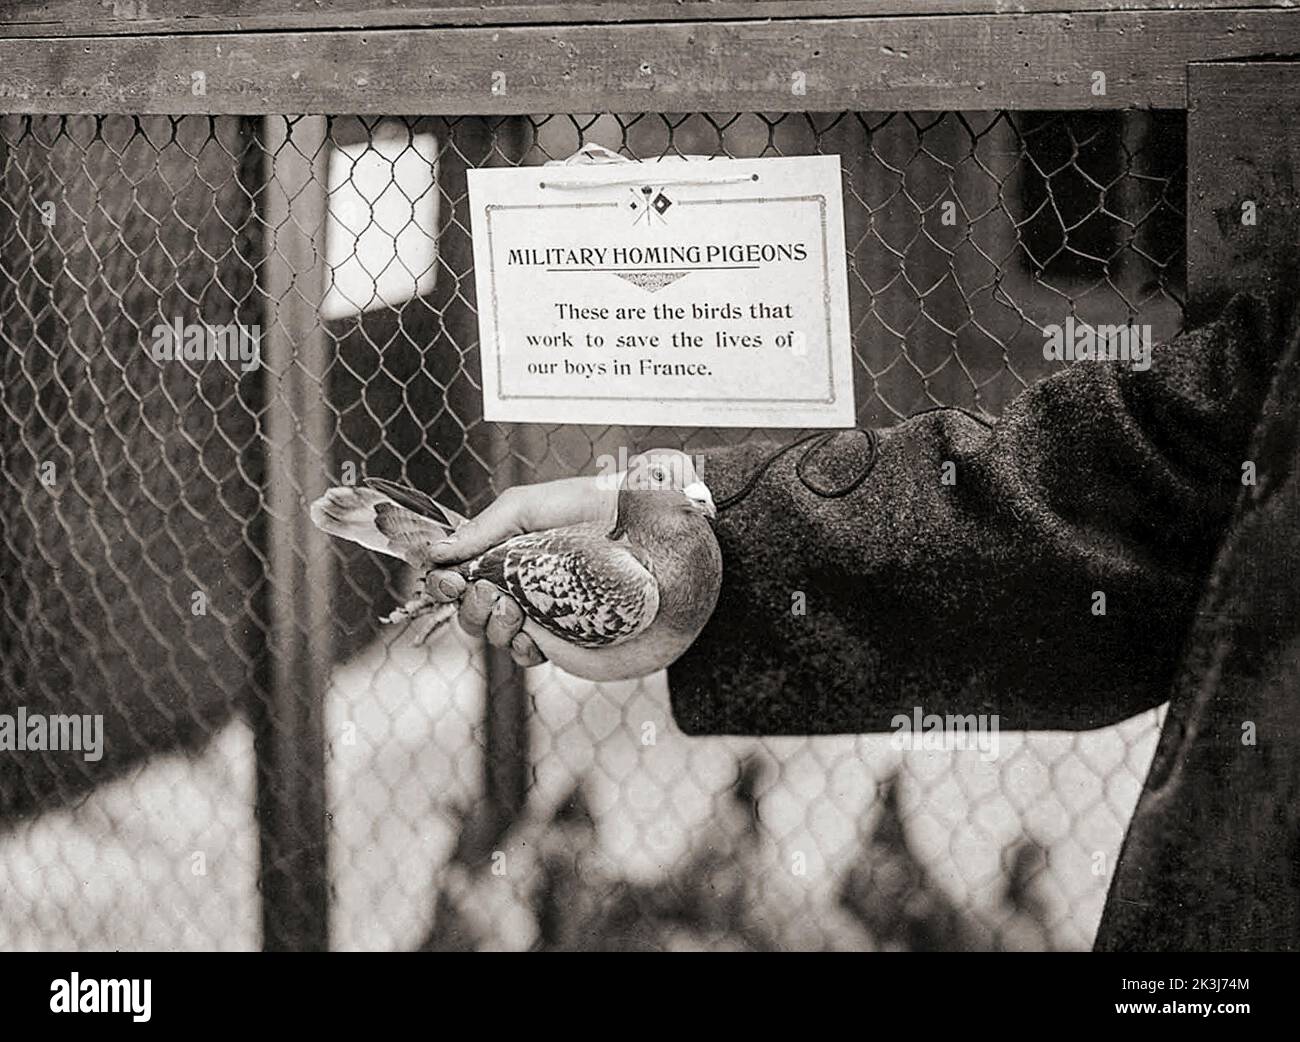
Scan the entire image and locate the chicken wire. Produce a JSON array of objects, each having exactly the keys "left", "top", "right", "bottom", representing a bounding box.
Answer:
[{"left": 0, "top": 110, "right": 1186, "bottom": 951}]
